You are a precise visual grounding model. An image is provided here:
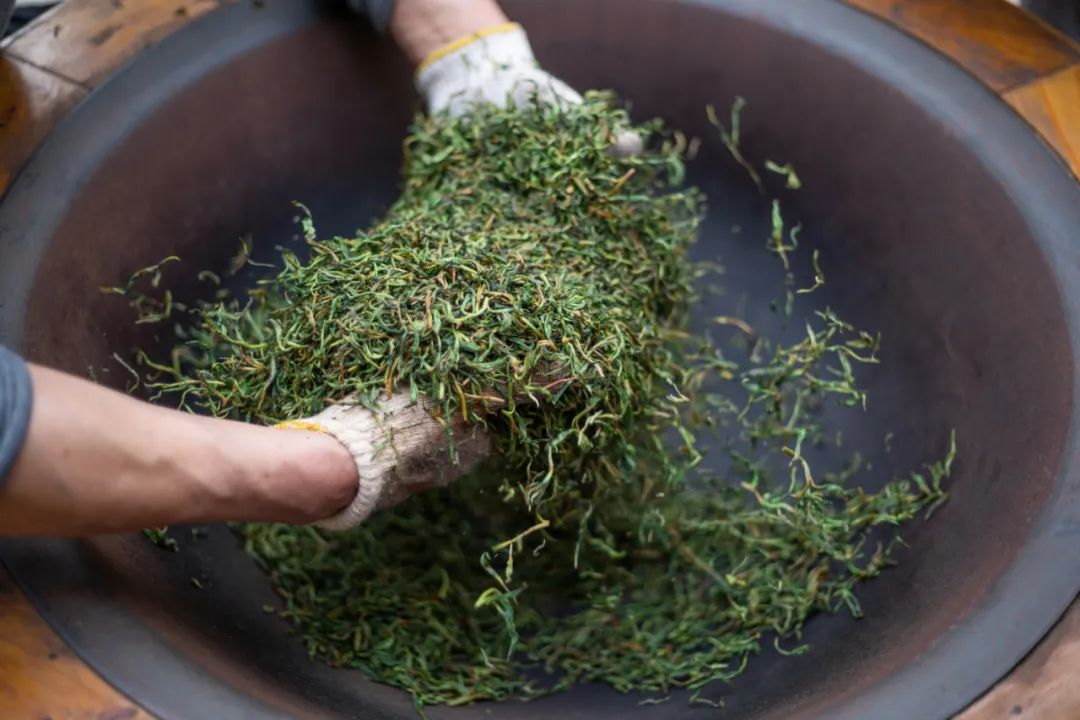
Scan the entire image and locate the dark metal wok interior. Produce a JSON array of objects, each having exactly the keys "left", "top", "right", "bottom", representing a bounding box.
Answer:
[{"left": 2, "top": 1, "right": 1080, "bottom": 718}]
